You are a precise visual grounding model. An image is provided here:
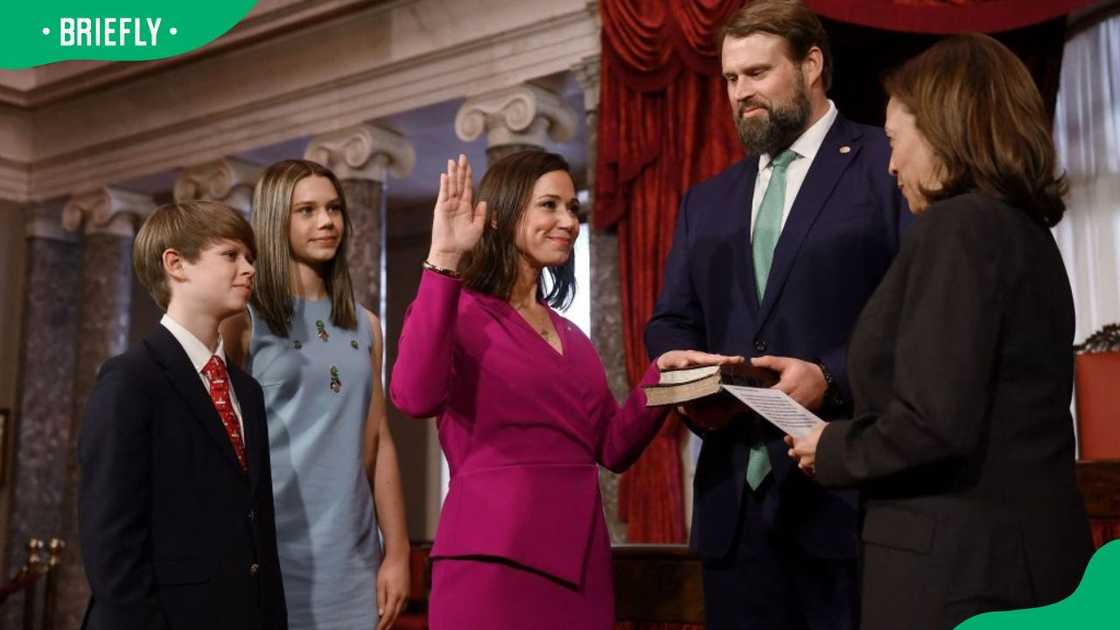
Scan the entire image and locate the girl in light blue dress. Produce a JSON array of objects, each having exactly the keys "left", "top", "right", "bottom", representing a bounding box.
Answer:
[{"left": 224, "top": 159, "right": 409, "bottom": 630}]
